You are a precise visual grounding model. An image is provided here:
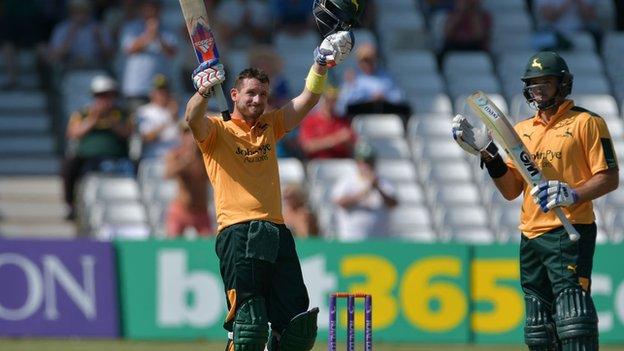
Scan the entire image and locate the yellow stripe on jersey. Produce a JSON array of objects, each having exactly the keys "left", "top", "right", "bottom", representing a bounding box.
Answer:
[
  {"left": 196, "top": 109, "right": 287, "bottom": 232},
  {"left": 506, "top": 100, "right": 619, "bottom": 238}
]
